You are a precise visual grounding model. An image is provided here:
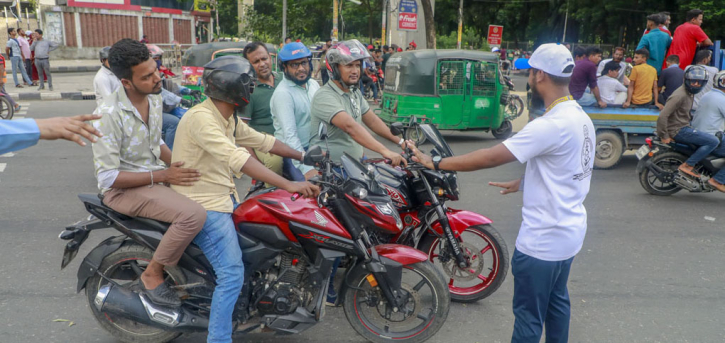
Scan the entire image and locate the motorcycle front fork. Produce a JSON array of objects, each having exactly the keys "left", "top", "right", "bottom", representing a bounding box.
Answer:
[{"left": 419, "top": 175, "right": 468, "bottom": 269}]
